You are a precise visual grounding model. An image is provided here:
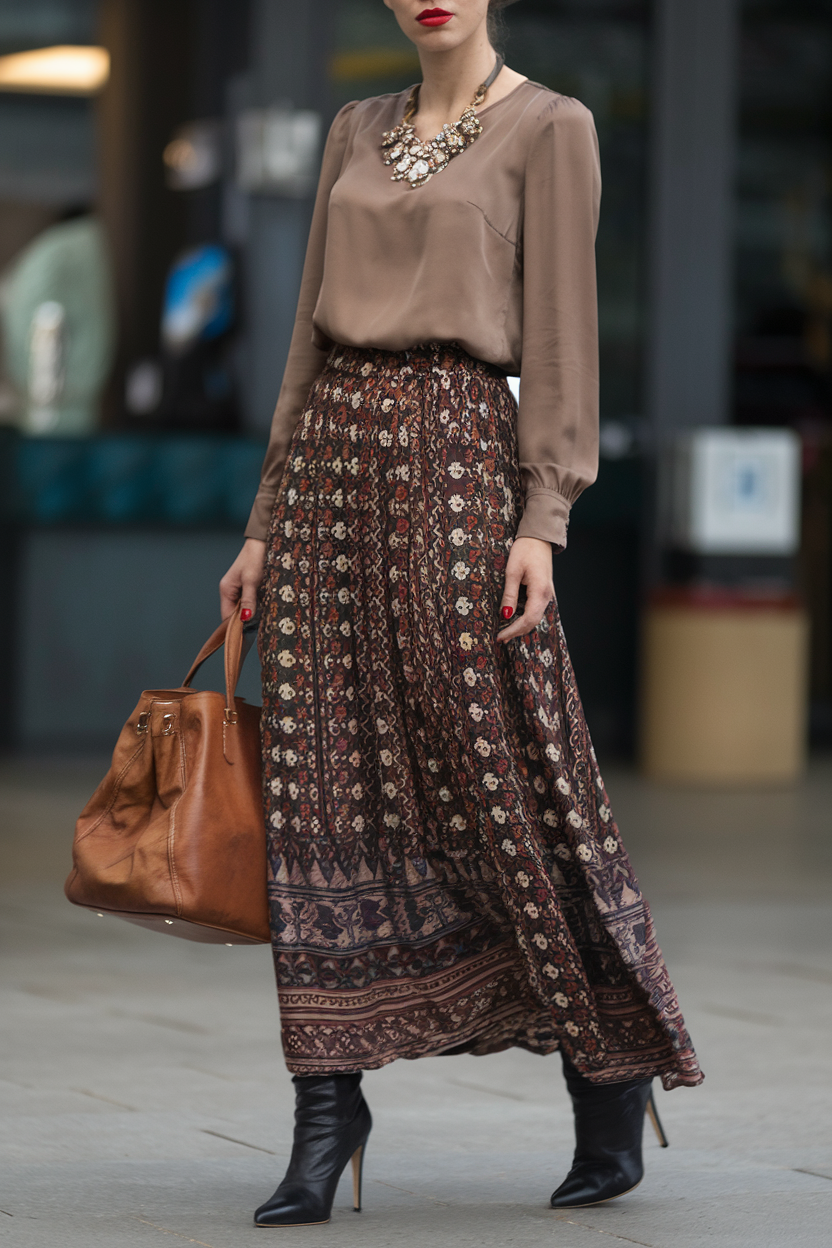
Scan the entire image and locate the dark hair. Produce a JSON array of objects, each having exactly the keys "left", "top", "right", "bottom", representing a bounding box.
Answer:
[{"left": 487, "top": 0, "right": 511, "bottom": 49}]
